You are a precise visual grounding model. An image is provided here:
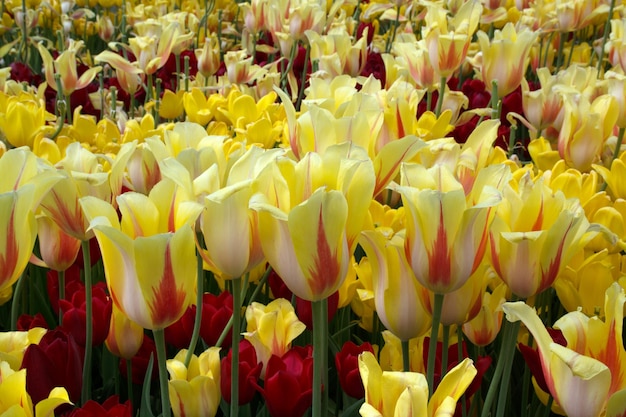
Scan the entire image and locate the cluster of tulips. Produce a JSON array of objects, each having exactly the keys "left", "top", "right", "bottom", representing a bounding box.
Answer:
[{"left": 2, "top": 0, "right": 626, "bottom": 416}]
